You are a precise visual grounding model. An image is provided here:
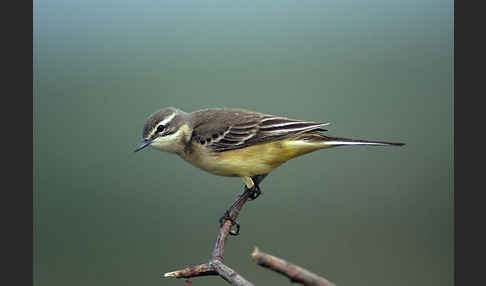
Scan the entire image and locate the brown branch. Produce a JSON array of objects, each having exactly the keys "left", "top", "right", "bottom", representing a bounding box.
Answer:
[
  {"left": 163, "top": 263, "right": 217, "bottom": 279},
  {"left": 211, "top": 260, "right": 254, "bottom": 286},
  {"left": 211, "top": 189, "right": 251, "bottom": 261},
  {"left": 163, "top": 189, "right": 254, "bottom": 285},
  {"left": 163, "top": 190, "right": 335, "bottom": 286},
  {"left": 251, "top": 247, "right": 336, "bottom": 286}
]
